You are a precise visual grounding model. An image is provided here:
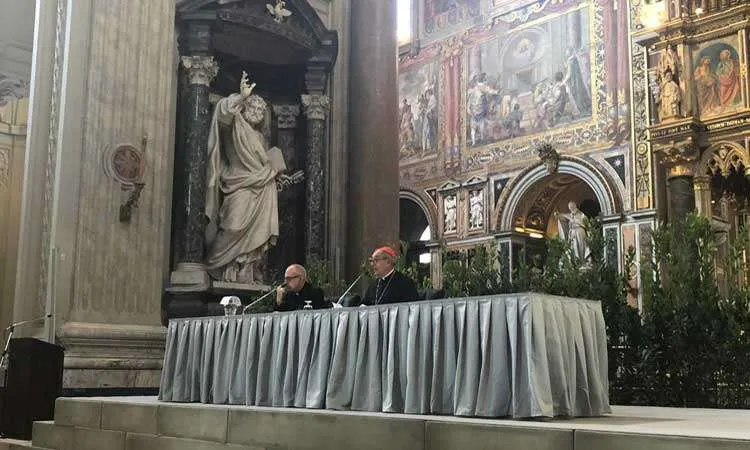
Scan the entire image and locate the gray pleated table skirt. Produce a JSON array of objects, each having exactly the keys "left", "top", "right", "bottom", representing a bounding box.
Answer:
[{"left": 158, "top": 293, "right": 611, "bottom": 418}]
